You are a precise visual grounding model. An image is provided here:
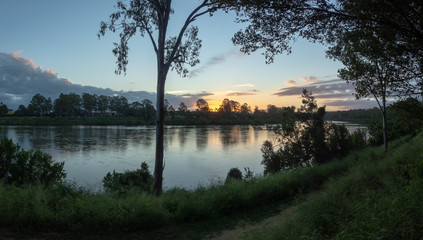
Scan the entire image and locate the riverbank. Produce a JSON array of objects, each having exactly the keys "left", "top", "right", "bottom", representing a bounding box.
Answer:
[
  {"left": 0, "top": 115, "right": 370, "bottom": 126},
  {"left": 0, "top": 116, "right": 267, "bottom": 126},
  {"left": 1, "top": 132, "right": 421, "bottom": 239}
]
